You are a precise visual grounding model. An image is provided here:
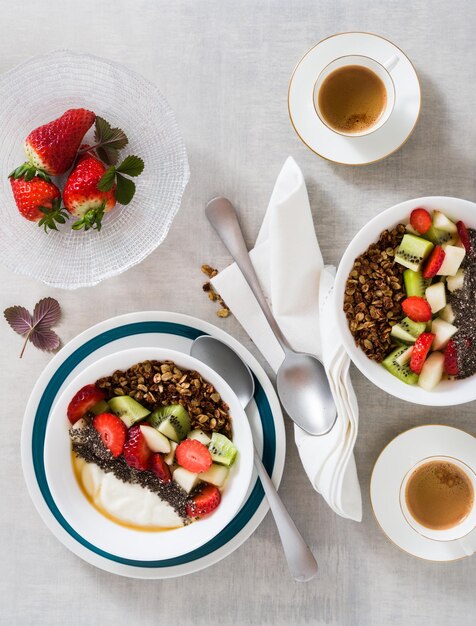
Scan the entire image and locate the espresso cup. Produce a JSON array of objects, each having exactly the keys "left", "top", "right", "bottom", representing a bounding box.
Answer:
[
  {"left": 313, "top": 54, "right": 399, "bottom": 137},
  {"left": 399, "top": 455, "right": 476, "bottom": 554}
]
